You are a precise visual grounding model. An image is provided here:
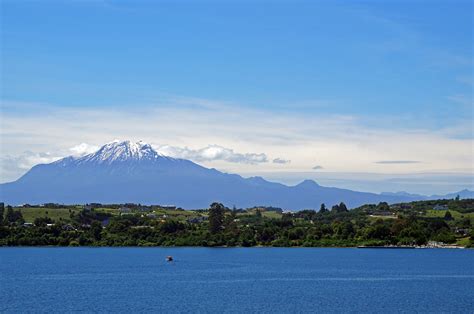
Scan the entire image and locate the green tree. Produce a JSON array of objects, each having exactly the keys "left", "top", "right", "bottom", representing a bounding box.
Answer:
[
  {"left": 332, "top": 202, "right": 348, "bottom": 213},
  {"left": 444, "top": 211, "right": 453, "bottom": 221},
  {"left": 339, "top": 202, "right": 348, "bottom": 212},
  {"left": 208, "top": 202, "right": 225, "bottom": 234},
  {"left": 319, "top": 203, "right": 327, "bottom": 213},
  {"left": 0, "top": 203, "right": 4, "bottom": 225},
  {"left": 365, "top": 220, "right": 391, "bottom": 240},
  {"left": 5, "top": 206, "right": 14, "bottom": 223},
  {"left": 34, "top": 217, "right": 53, "bottom": 227},
  {"left": 5, "top": 206, "right": 24, "bottom": 225},
  {"left": 376, "top": 202, "right": 390, "bottom": 212},
  {"left": 334, "top": 221, "right": 355, "bottom": 239},
  {"left": 159, "top": 220, "right": 184, "bottom": 234},
  {"left": 90, "top": 221, "right": 103, "bottom": 241},
  {"left": 288, "top": 227, "right": 305, "bottom": 240},
  {"left": 459, "top": 217, "right": 471, "bottom": 228},
  {"left": 258, "top": 227, "right": 276, "bottom": 243}
]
